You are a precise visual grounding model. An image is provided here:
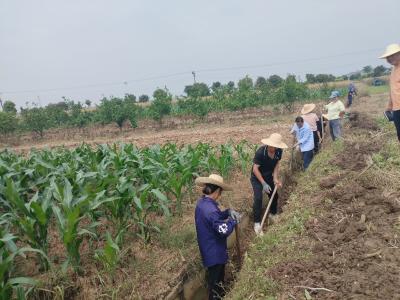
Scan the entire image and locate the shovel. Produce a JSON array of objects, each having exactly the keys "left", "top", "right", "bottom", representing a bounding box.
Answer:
[
  {"left": 235, "top": 224, "right": 241, "bottom": 266},
  {"left": 259, "top": 185, "right": 278, "bottom": 233}
]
